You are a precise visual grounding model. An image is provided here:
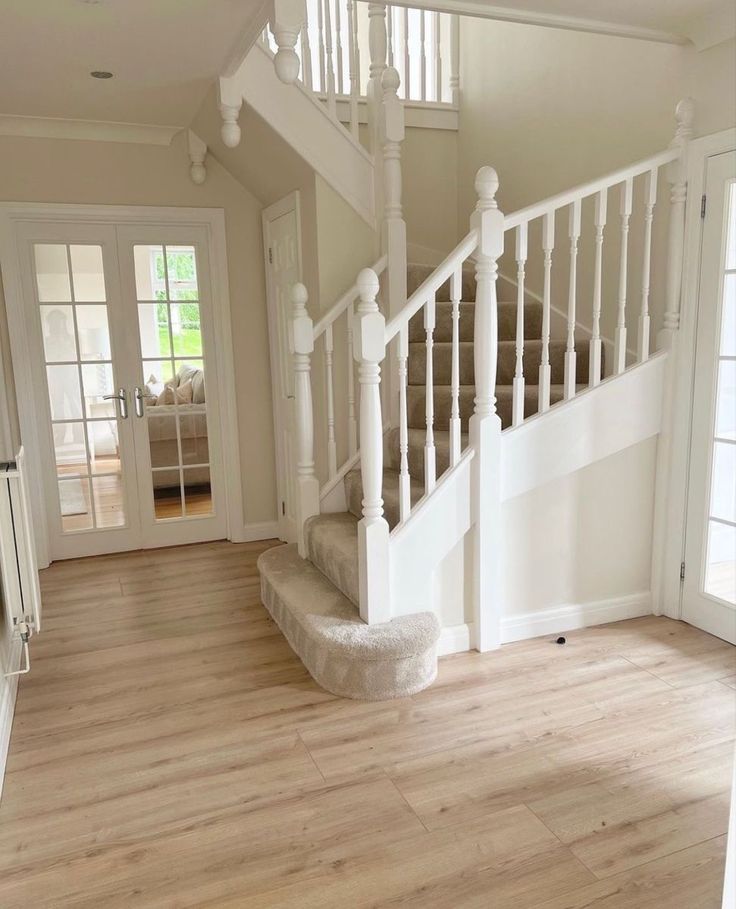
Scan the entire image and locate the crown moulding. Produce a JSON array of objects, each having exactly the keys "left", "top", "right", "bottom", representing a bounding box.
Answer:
[{"left": 0, "top": 114, "right": 183, "bottom": 146}]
